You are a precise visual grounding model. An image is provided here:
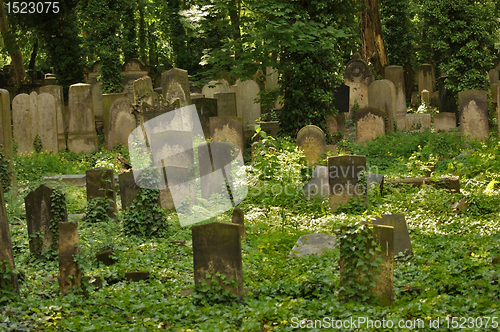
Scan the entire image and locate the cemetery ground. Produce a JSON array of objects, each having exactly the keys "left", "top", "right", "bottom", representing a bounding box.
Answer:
[{"left": 2, "top": 128, "right": 500, "bottom": 331}]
